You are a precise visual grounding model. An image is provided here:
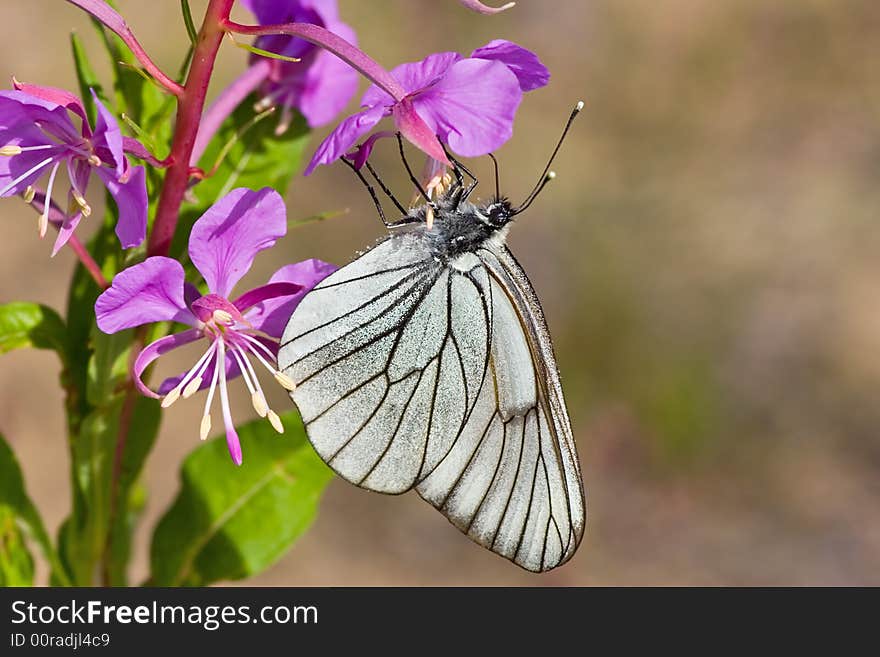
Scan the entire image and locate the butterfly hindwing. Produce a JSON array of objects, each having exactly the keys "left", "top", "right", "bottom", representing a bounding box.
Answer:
[
  {"left": 278, "top": 230, "right": 585, "bottom": 572},
  {"left": 416, "top": 244, "right": 584, "bottom": 571}
]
